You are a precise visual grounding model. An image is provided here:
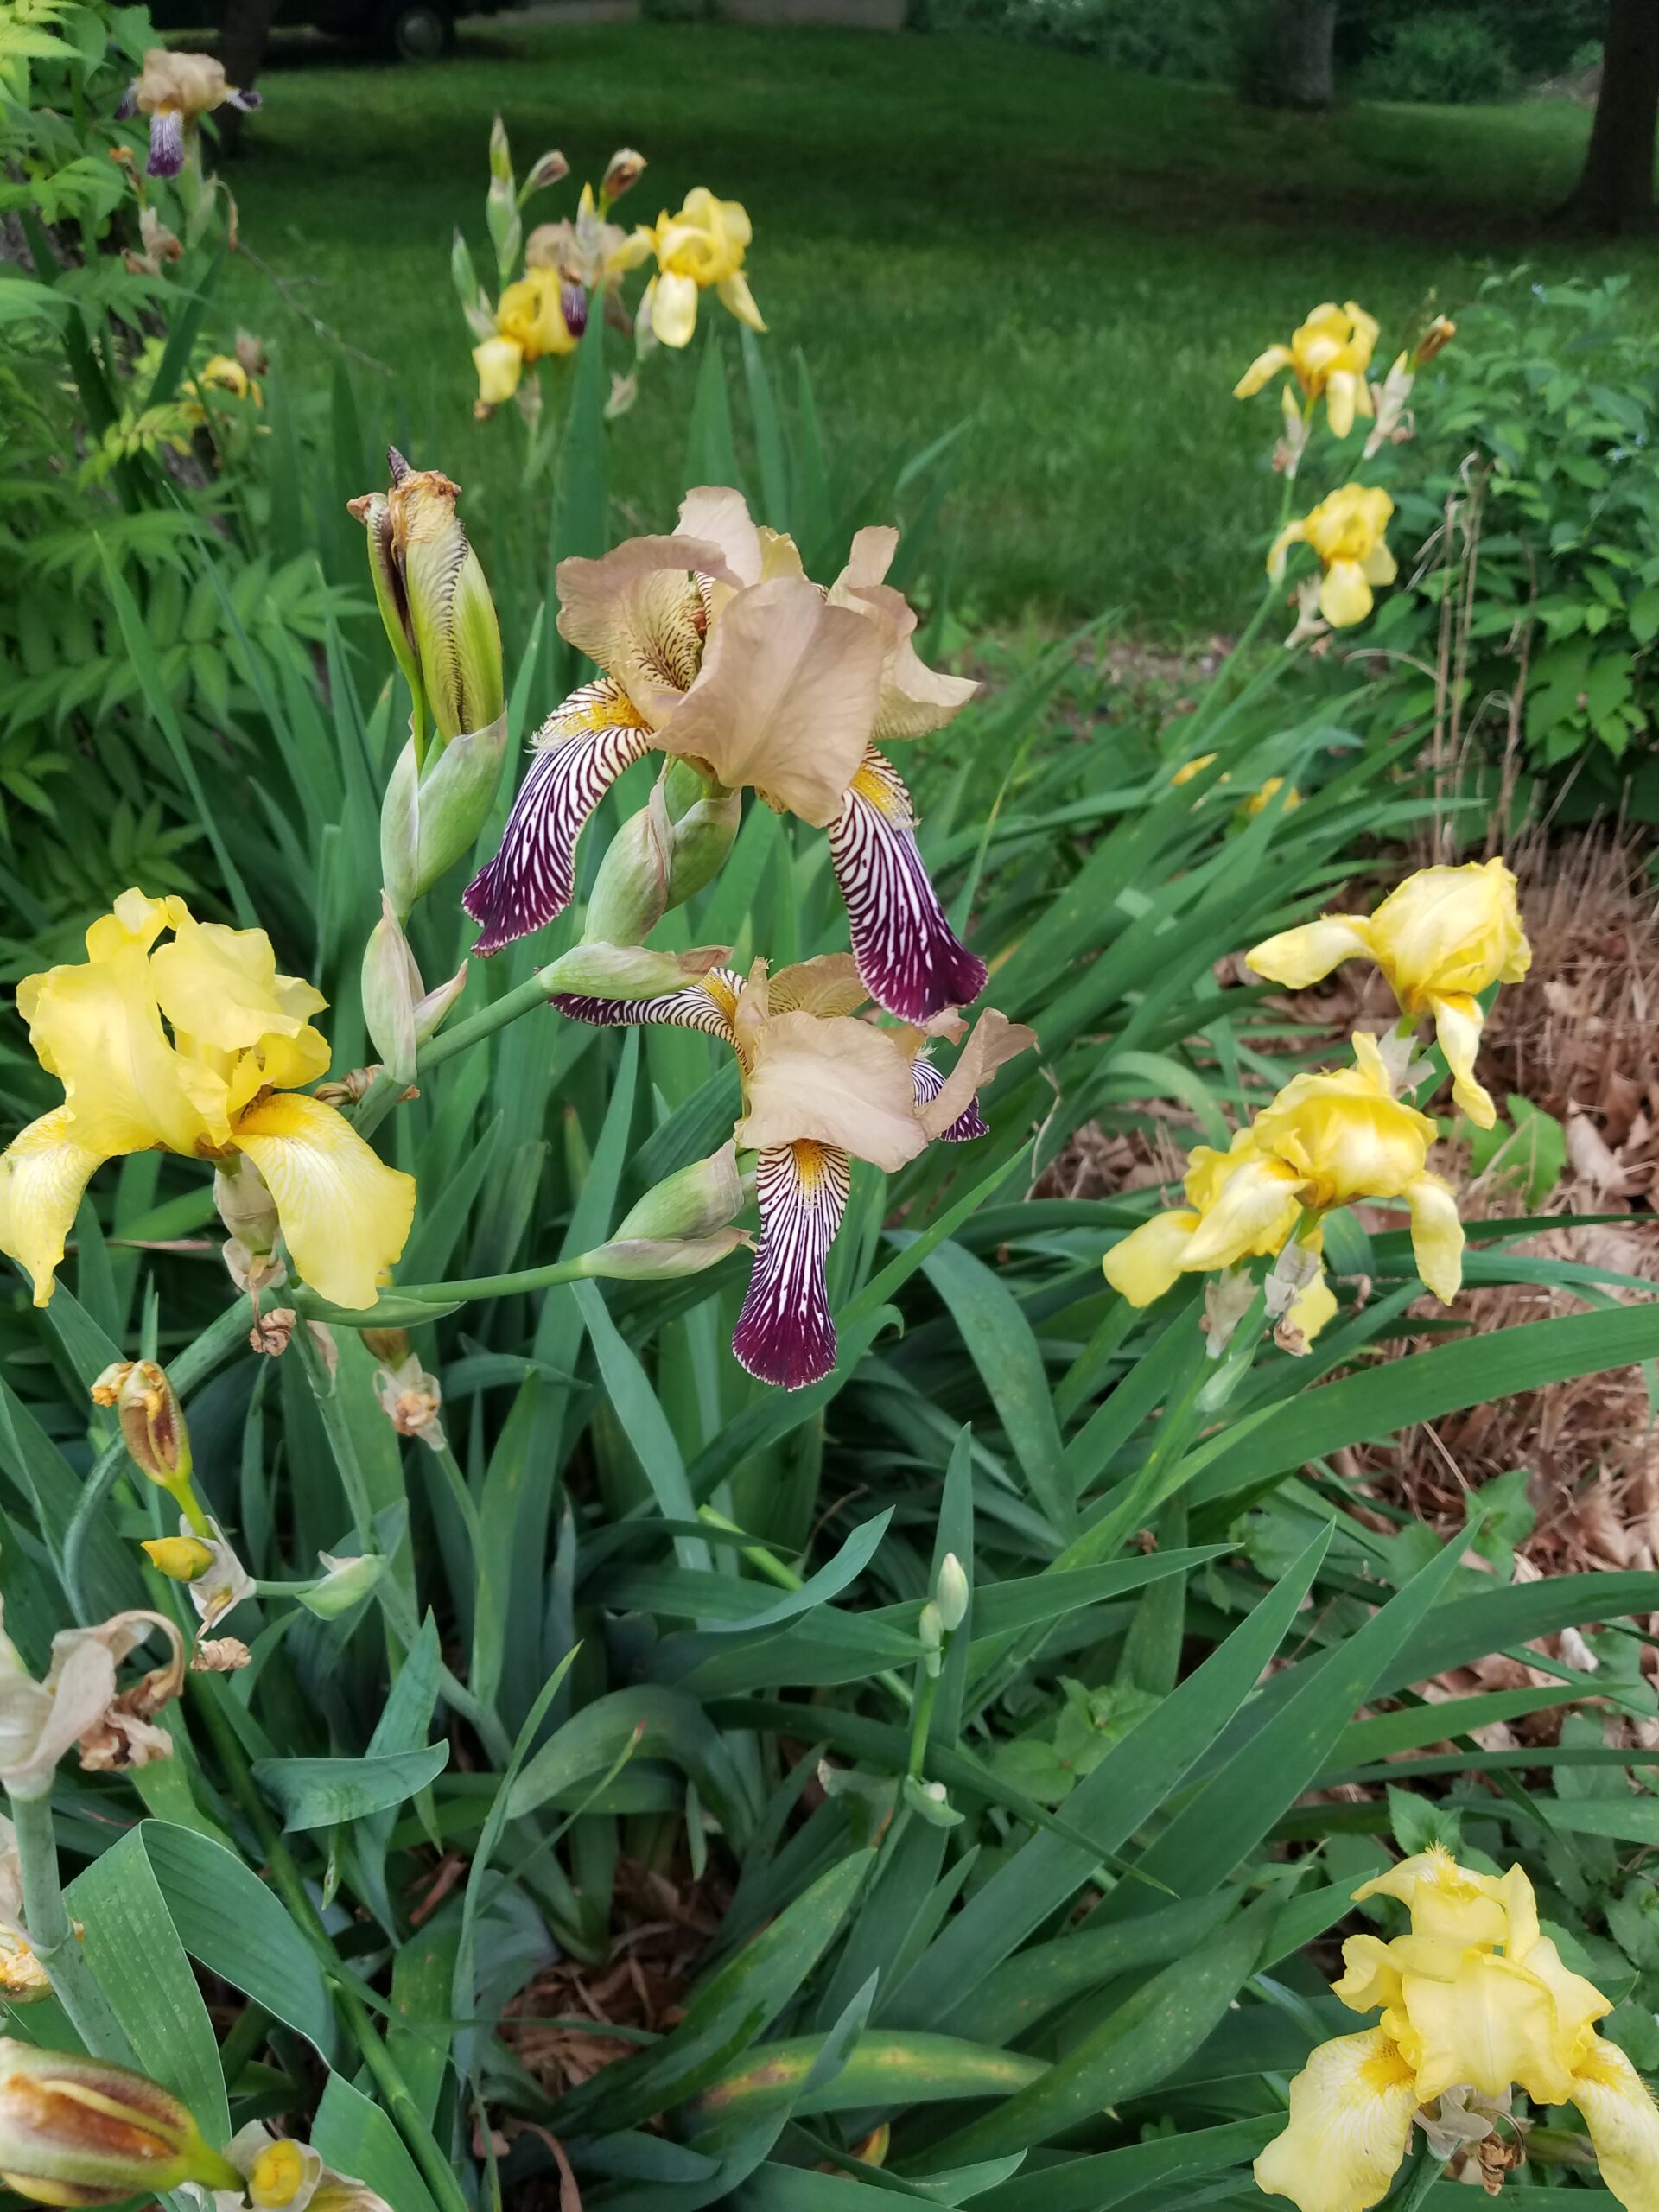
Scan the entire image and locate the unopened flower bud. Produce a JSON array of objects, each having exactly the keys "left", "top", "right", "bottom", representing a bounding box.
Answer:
[
  {"left": 540, "top": 940, "right": 730, "bottom": 1002},
  {"left": 92, "top": 1360, "right": 191, "bottom": 1490},
  {"left": 486, "top": 117, "right": 521, "bottom": 280},
  {"left": 360, "top": 897, "right": 423, "bottom": 1081},
  {"left": 141, "top": 1536, "right": 215, "bottom": 1582},
  {"left": 900, "top": 1773, "right": 962, "bottom": 1827},
  {"left": 579, "top": 1144, "right": 751, "bottom": 1280},
  {"left": 214, "top": 1155, "right": 280, "bottom": 1256},
  {"left": 664, "top": 779, "right": 741, "bottom": 908},
  {"left": 0, "top": 2040, "right": 242, "bottom": 2203},
  {"left": 583, "top": 799, "right": 670, "bottom": 946},
  {"left": 600, "top": 147, "right": 645, "bottom": 204},
  {"left": 934, "top": 1553, "right": 969, "bottom": 1633},
  {"left": 302, "top": 1551, "right": 385, "bottom": 1619},
  {"left": 1414, "top": 313, "right": 1455, "bottom": 366},
  {"left": 521, "top": 147, "right": 569, "bottom": 196},
  {"left": 361, "top": 1326, "right": 410, "bottom": 1365}
]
